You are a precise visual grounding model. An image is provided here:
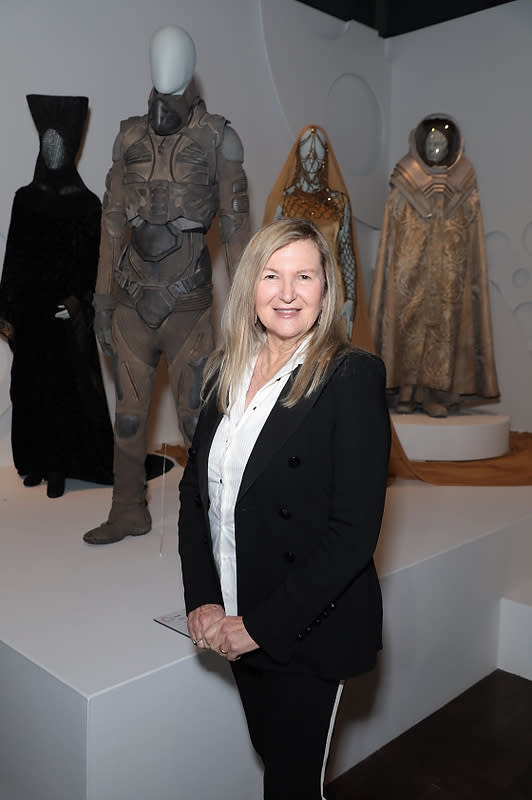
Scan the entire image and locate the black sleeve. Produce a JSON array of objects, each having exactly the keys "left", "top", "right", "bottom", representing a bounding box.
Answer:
[{"left": 177, "top": 411, "right": 224, "bottom": 614}]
